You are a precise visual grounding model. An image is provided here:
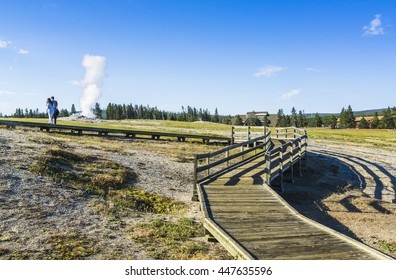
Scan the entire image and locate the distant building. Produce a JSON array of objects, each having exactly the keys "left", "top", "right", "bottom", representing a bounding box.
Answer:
[
  {"left": 354, "top": 116, "right": 383, "bottom": 128},
  {"left": 336, "top": 116, "right": 383, "bottom": 128},
  {"left": 246, "top": 111, "right": 269, "bottom": 121}
]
